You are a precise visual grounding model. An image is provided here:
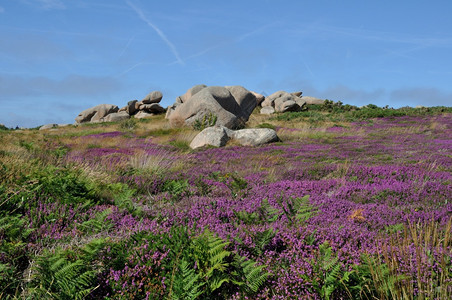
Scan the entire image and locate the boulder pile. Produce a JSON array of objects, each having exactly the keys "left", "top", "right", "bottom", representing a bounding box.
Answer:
[
  {"left": 74, "top": 91, "right": 166, "bottom": 124},
  {"left": 260, "top": 90, "right": 307, "bottom": 115},
  {"left": 165, "top": 85, "right": 261, "bottom": 129}
]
